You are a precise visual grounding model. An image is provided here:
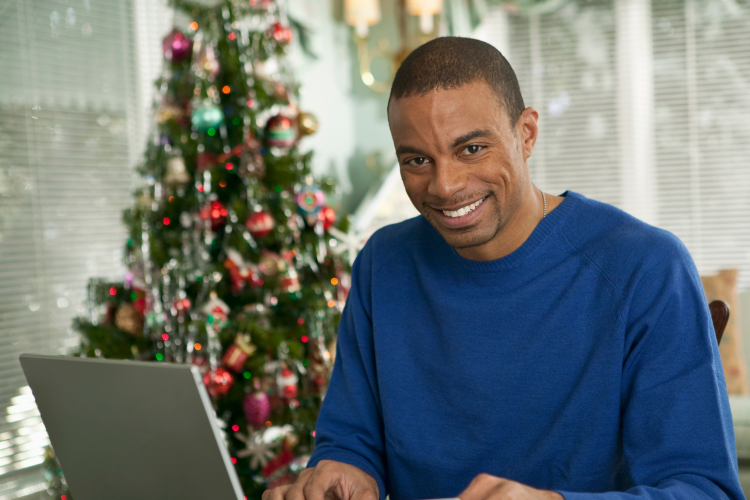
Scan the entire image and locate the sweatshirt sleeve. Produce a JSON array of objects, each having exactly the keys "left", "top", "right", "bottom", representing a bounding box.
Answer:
[
  {"left": 556, "top": 235, "right": 745, "bottom": 500},
  {"left": 306, "top": 240, "right": 388, "bottom": 499}
]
